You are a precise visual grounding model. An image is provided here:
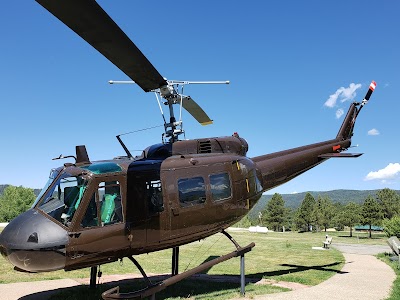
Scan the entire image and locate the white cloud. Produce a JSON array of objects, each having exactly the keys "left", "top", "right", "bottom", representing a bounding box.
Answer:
[
  {"left": 365, "top": 163, "right": 400, "bottom": 181},
  {"left": 325, "top": 90, "right": 342, "bottom": 108},
  {"left": 336, "top": 108, "right": 344, "bottom": 119},
  {"left": 368, "top": 128, "right": 380, "bottom": 136},
  {"left": 340, "top": 83, "right": 362, "bottom": 103},
  {"left": 324, "top": 83, "right": 362, "bottom": 108}
]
